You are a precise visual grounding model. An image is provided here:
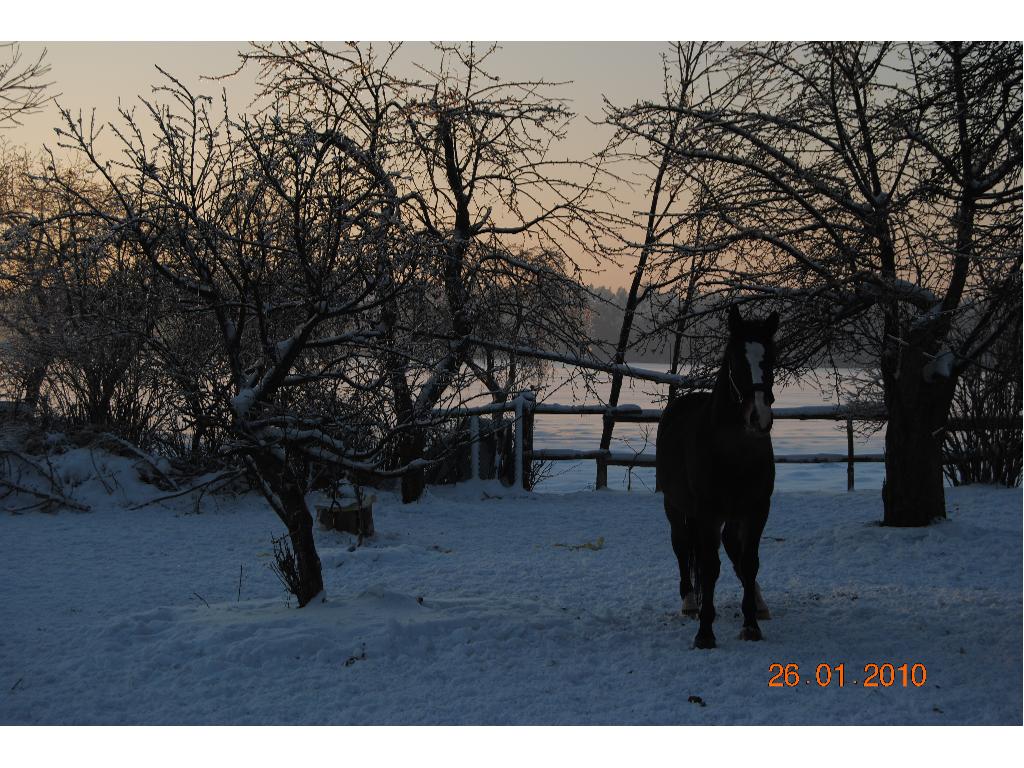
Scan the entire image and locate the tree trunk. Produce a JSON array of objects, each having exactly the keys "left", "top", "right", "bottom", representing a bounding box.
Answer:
[
  {"left": 386, "top": 349, "right": 428, "bottom": 504},
  {"left": 251, "top": 452, "right": 325, "bottom": 607},
  {"left": 399, "top": 430, "right": 426, "bottom": 504},
  {"left": 881, "top": 348, "right": 955, "bottom": 526},
  {"left": 22, "top": 364, "right": 47, "bottom": 410},
  {"left": 883, "top": 397, "right": 946, "bottom": 526},
  {"left": 287, "top": 506, "right": 324, "bottom": 607}
]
